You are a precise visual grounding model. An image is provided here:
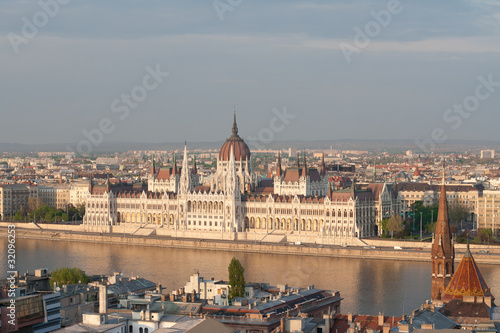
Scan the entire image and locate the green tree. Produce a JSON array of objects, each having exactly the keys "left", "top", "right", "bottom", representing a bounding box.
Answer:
[
  {"left": 13, "top": 211, "right": 24, "bottom": 221},
  {"left": 76, "top": 203, "right": 86, "bottom": 217},
  {"left": 50, "top": 267, "right": 89, "bottom": 289},
  {"left": 387, "top": 215, "right": 404, "bottom": 239},
  {"left": 448, "top": 200, "right": 469, "bottom": 229},
  {"left": 479, "top": 228, "right": 493, "bottom": 244},
  {"left": 379, "top": 218, "right": 389, "bottom": 238},
  {"left": 228, "top": 258, "right": 245, "bottom": 302}
]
